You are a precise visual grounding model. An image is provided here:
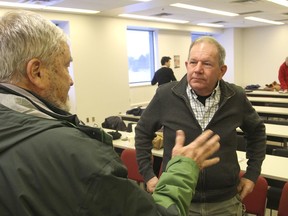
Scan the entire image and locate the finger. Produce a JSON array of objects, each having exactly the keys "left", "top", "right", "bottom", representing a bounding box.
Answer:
[
  {"left": 196, "top": 140, "right": 220, "bottom": 162},
  {"left": 147, "top": 185, "right": 155, "bottom": 193},
  {"left": 239, "top": 189, "right": 247, "bottom": 200},
  {"left": 204, "top": 133, "right": 220, "bottom": 147},
  {"left": 200, "top": 157, "right": 220, "bottom": 169},
  {"left": 237, "top": 183, "right": 243, "bottom": 193},
  {"left": 174, "top": 130, "right": 185, "bottom": 149},
  {"left": 192, "top": 130, "right": 218, "bottom": 148}
]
